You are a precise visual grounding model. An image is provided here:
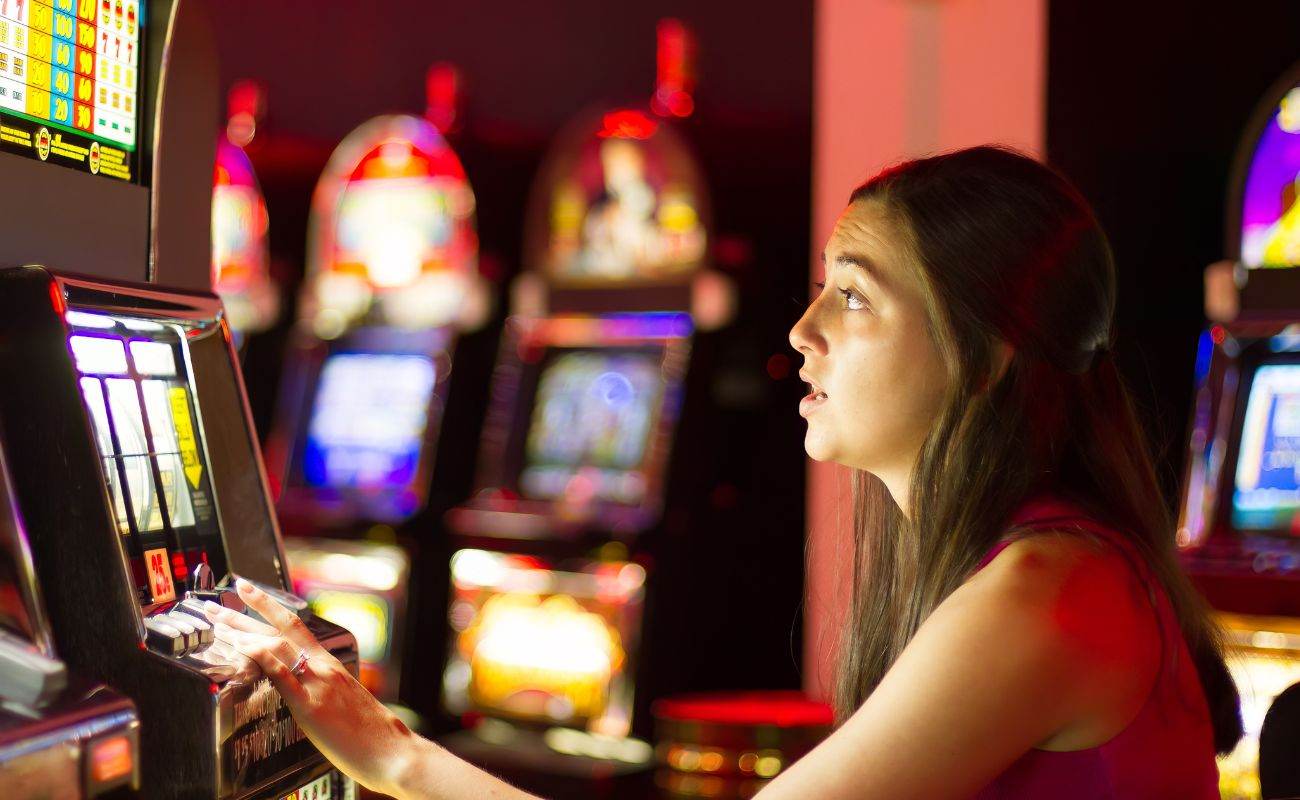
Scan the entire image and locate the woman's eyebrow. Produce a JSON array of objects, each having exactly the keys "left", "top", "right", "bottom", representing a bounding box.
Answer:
[{"left": 834, "top": 252, "right": 888, "bottom": 290}]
